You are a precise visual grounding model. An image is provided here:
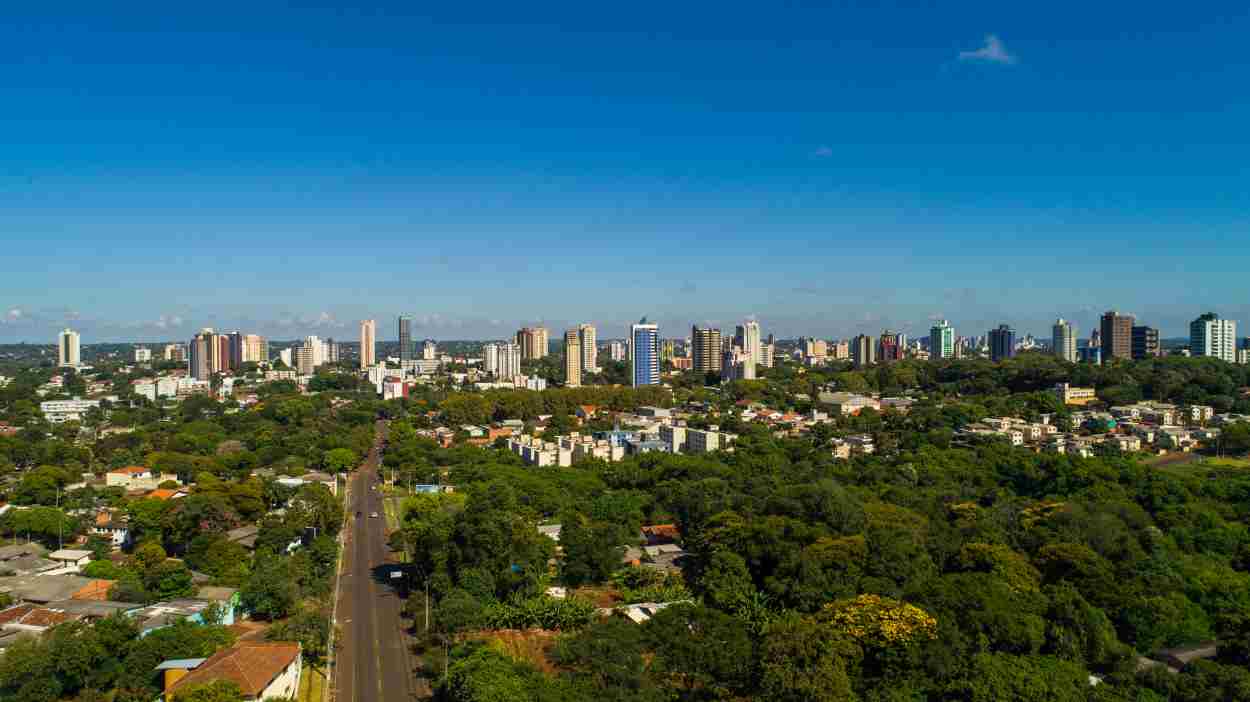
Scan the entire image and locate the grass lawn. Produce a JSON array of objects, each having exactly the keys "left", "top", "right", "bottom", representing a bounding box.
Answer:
[
  {"left": 298, "top": 665, "right": 326, "bottom": 702},
  {"left": 1200, "top": 456, "right": 1250, "bottom": 469}
]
